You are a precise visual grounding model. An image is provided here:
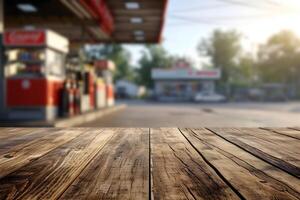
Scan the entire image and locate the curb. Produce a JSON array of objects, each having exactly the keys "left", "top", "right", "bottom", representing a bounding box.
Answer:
[
  {"left": 54, "top": 104, "right": 127, "bottom": 127},
  {"left": 0, "top": 104, "right": 127, "bottom": 127}
]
